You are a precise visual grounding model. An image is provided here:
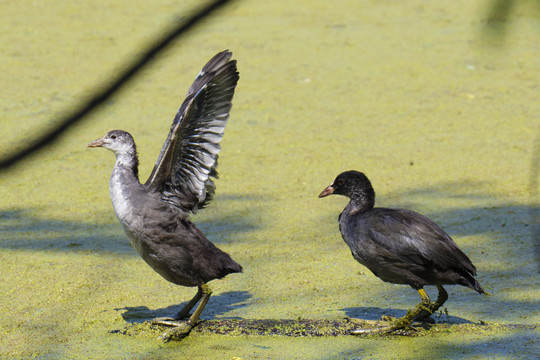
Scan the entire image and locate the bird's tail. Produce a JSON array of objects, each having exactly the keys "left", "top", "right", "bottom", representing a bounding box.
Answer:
[{"left": 465, "top": 275, "right": 489, "bottom": 295}]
